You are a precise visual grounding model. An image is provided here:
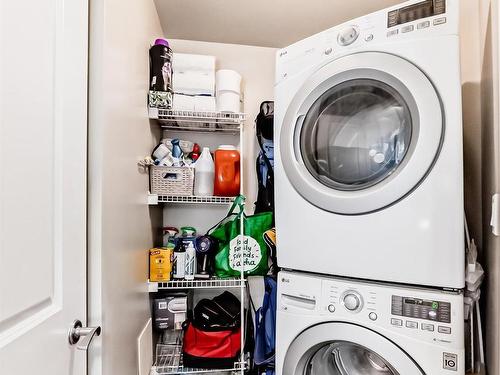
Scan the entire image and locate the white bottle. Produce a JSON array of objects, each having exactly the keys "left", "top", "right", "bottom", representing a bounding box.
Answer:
[
  {"left": 184, "top": 242, "right": 196, "bottom": 280},
  {"left": 194, "top": 147, "right": 215, "bottom": 196}
]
